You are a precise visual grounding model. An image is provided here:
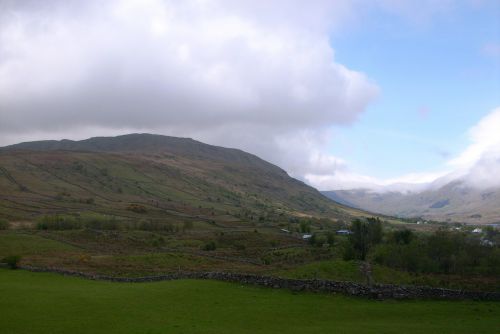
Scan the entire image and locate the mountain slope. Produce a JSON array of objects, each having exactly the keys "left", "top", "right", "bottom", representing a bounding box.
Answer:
[
  {"left": 323, "top": 182, "right": 500, "bottom": 224},
  {"left": 0, "top": 134, "right": 359, "bottom": 223}
]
